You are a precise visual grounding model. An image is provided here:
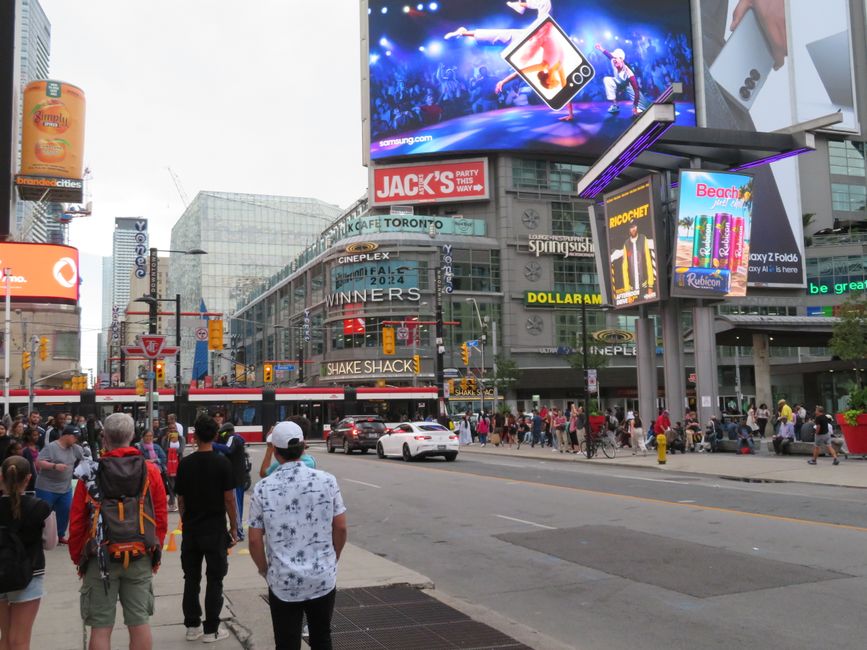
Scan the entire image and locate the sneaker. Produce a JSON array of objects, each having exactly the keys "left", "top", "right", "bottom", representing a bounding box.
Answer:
[
  {"left": 185, "top": 626, "right": 203, "bottom": 641},
  {"left": 507, "top": 1, "right": 527, "bottom": 14},
  {"left": 57, "top": 537, "right": 69, "bottom": 545},
  {"left": 607, "top": 103, "right": 620, "bottom": 113},
  {"left": 444, "top": 26, "right": 468, "bottom": 39},
  {"left": 807, "top": 459, "right": 817, "bottom": 465},
  {"left": 833, "top": 458, "right": 840, "bottom": 466},
  {"left": 202, "top": 626, "right": 230, "bottom": 643}
]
